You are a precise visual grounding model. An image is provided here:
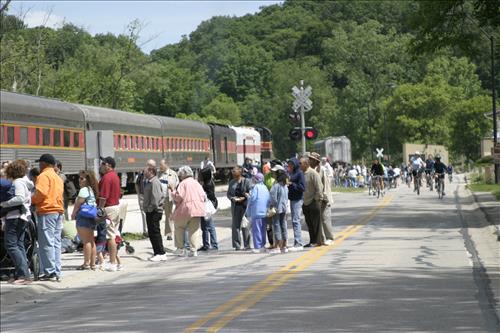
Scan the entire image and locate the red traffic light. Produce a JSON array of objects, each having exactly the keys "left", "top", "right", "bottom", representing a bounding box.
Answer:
[{"left": 304, "top": 128, "right": 317, "bottom": 140}]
